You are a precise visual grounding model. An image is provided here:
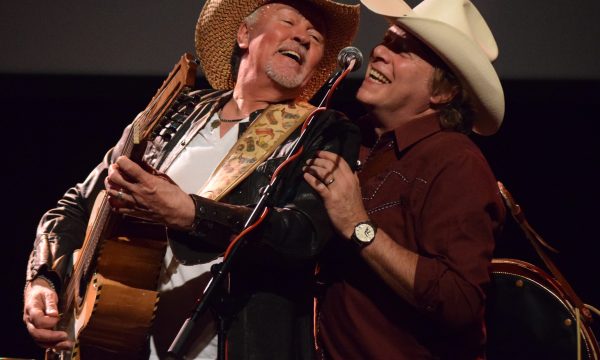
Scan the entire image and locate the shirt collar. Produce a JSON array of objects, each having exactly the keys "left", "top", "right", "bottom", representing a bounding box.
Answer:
[
  {"left": 360, "top": 112, "right": 442, "bottom": 153},
  {"left": 392, "top": 112, "right": 442, "bottom": 152}
]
